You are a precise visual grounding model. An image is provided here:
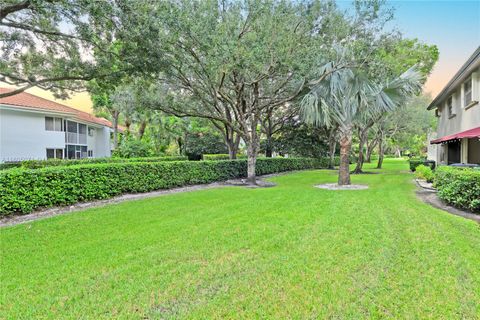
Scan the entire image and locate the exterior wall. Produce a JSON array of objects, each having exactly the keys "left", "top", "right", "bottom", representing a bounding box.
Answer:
[
  {"left": 426, "top": 132, "right": 437, "bottom": 161},
  {"left": 434, "top": 67, "right": 480, "bottom": 164},
  {"left": 0, "top": 107, "right": 112, "bottom": 162},
  {"left": 0, "top": 108, "right": 65, "bottom": 162},
  {"left": 94, "top": 127, "right": 111, "bottom": 158},
  {"left": 435, "top": 68, "right": 480, "bottom": 139}
]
